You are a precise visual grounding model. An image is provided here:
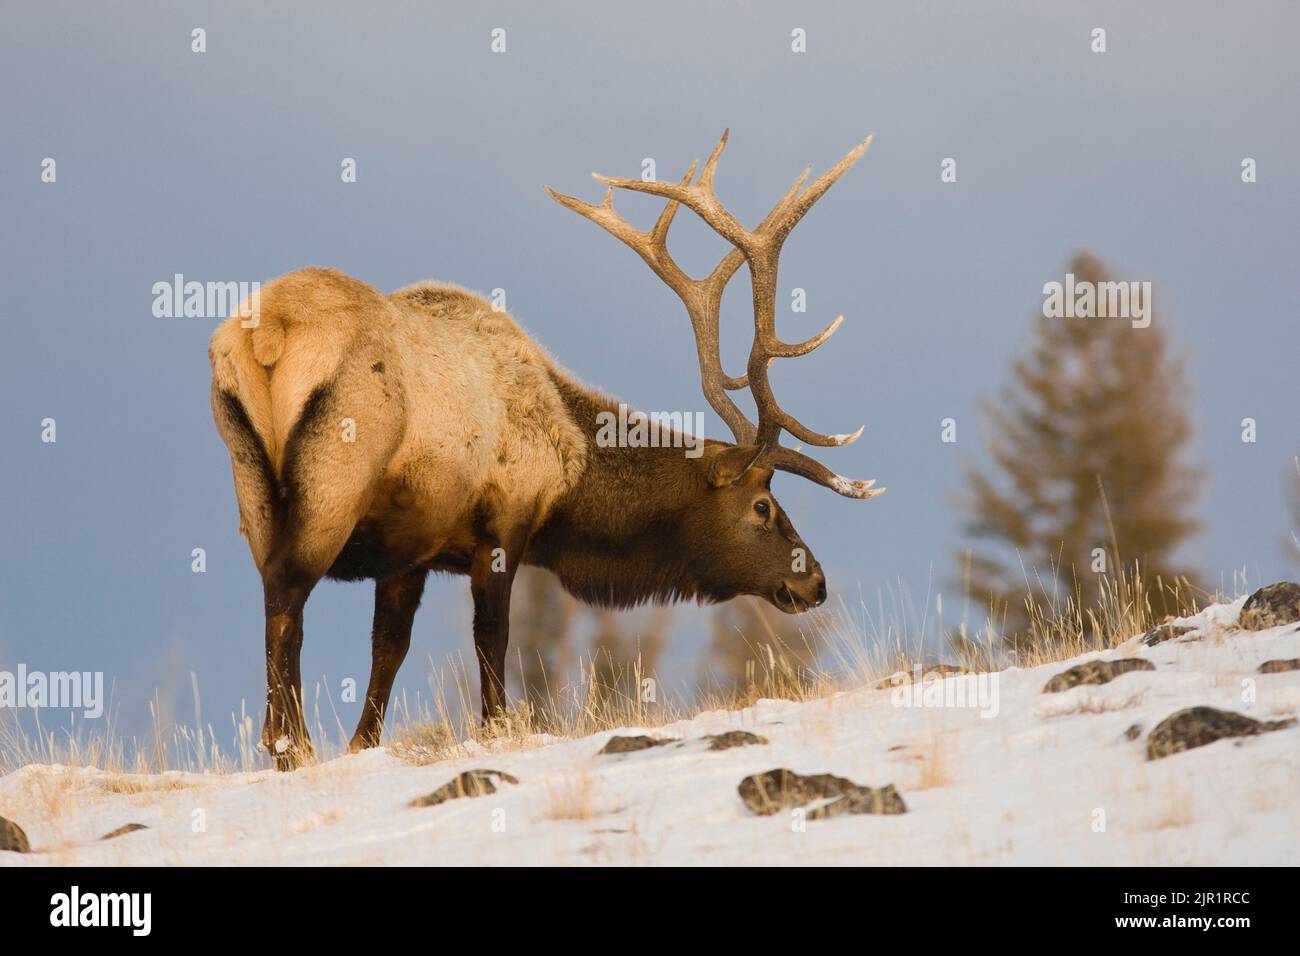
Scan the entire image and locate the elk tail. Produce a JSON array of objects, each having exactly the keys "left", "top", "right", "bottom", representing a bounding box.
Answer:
[{"left": 249, "top": 294, "right": 286, "bottom": 366}]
